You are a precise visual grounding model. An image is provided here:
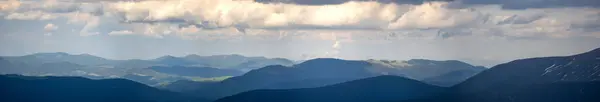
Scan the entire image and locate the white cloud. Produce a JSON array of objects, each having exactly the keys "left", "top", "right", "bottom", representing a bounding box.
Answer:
[
  {"left": 42, "top": 23, "right": 58, "bottom": 36},
  {"left": 0, "top": 0, "right": 20, "bottom": 11},
  {"left": 44, "top": 23, "right": 58, "bottom": 31},
  {"left": 0, "top": 0, "right": 598, "bottom": 40},
  {"left": 108, "top": 30, "right": 134, "bottom": 35},
  {"left": 387, "top": 2, "right": 484, "bottom": 29},
  {"left": 106, "top": 0, "right": 480, "bottom": 30},
  {"left": 4, "top": 11, "right": 57, "bottom": 20}
]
